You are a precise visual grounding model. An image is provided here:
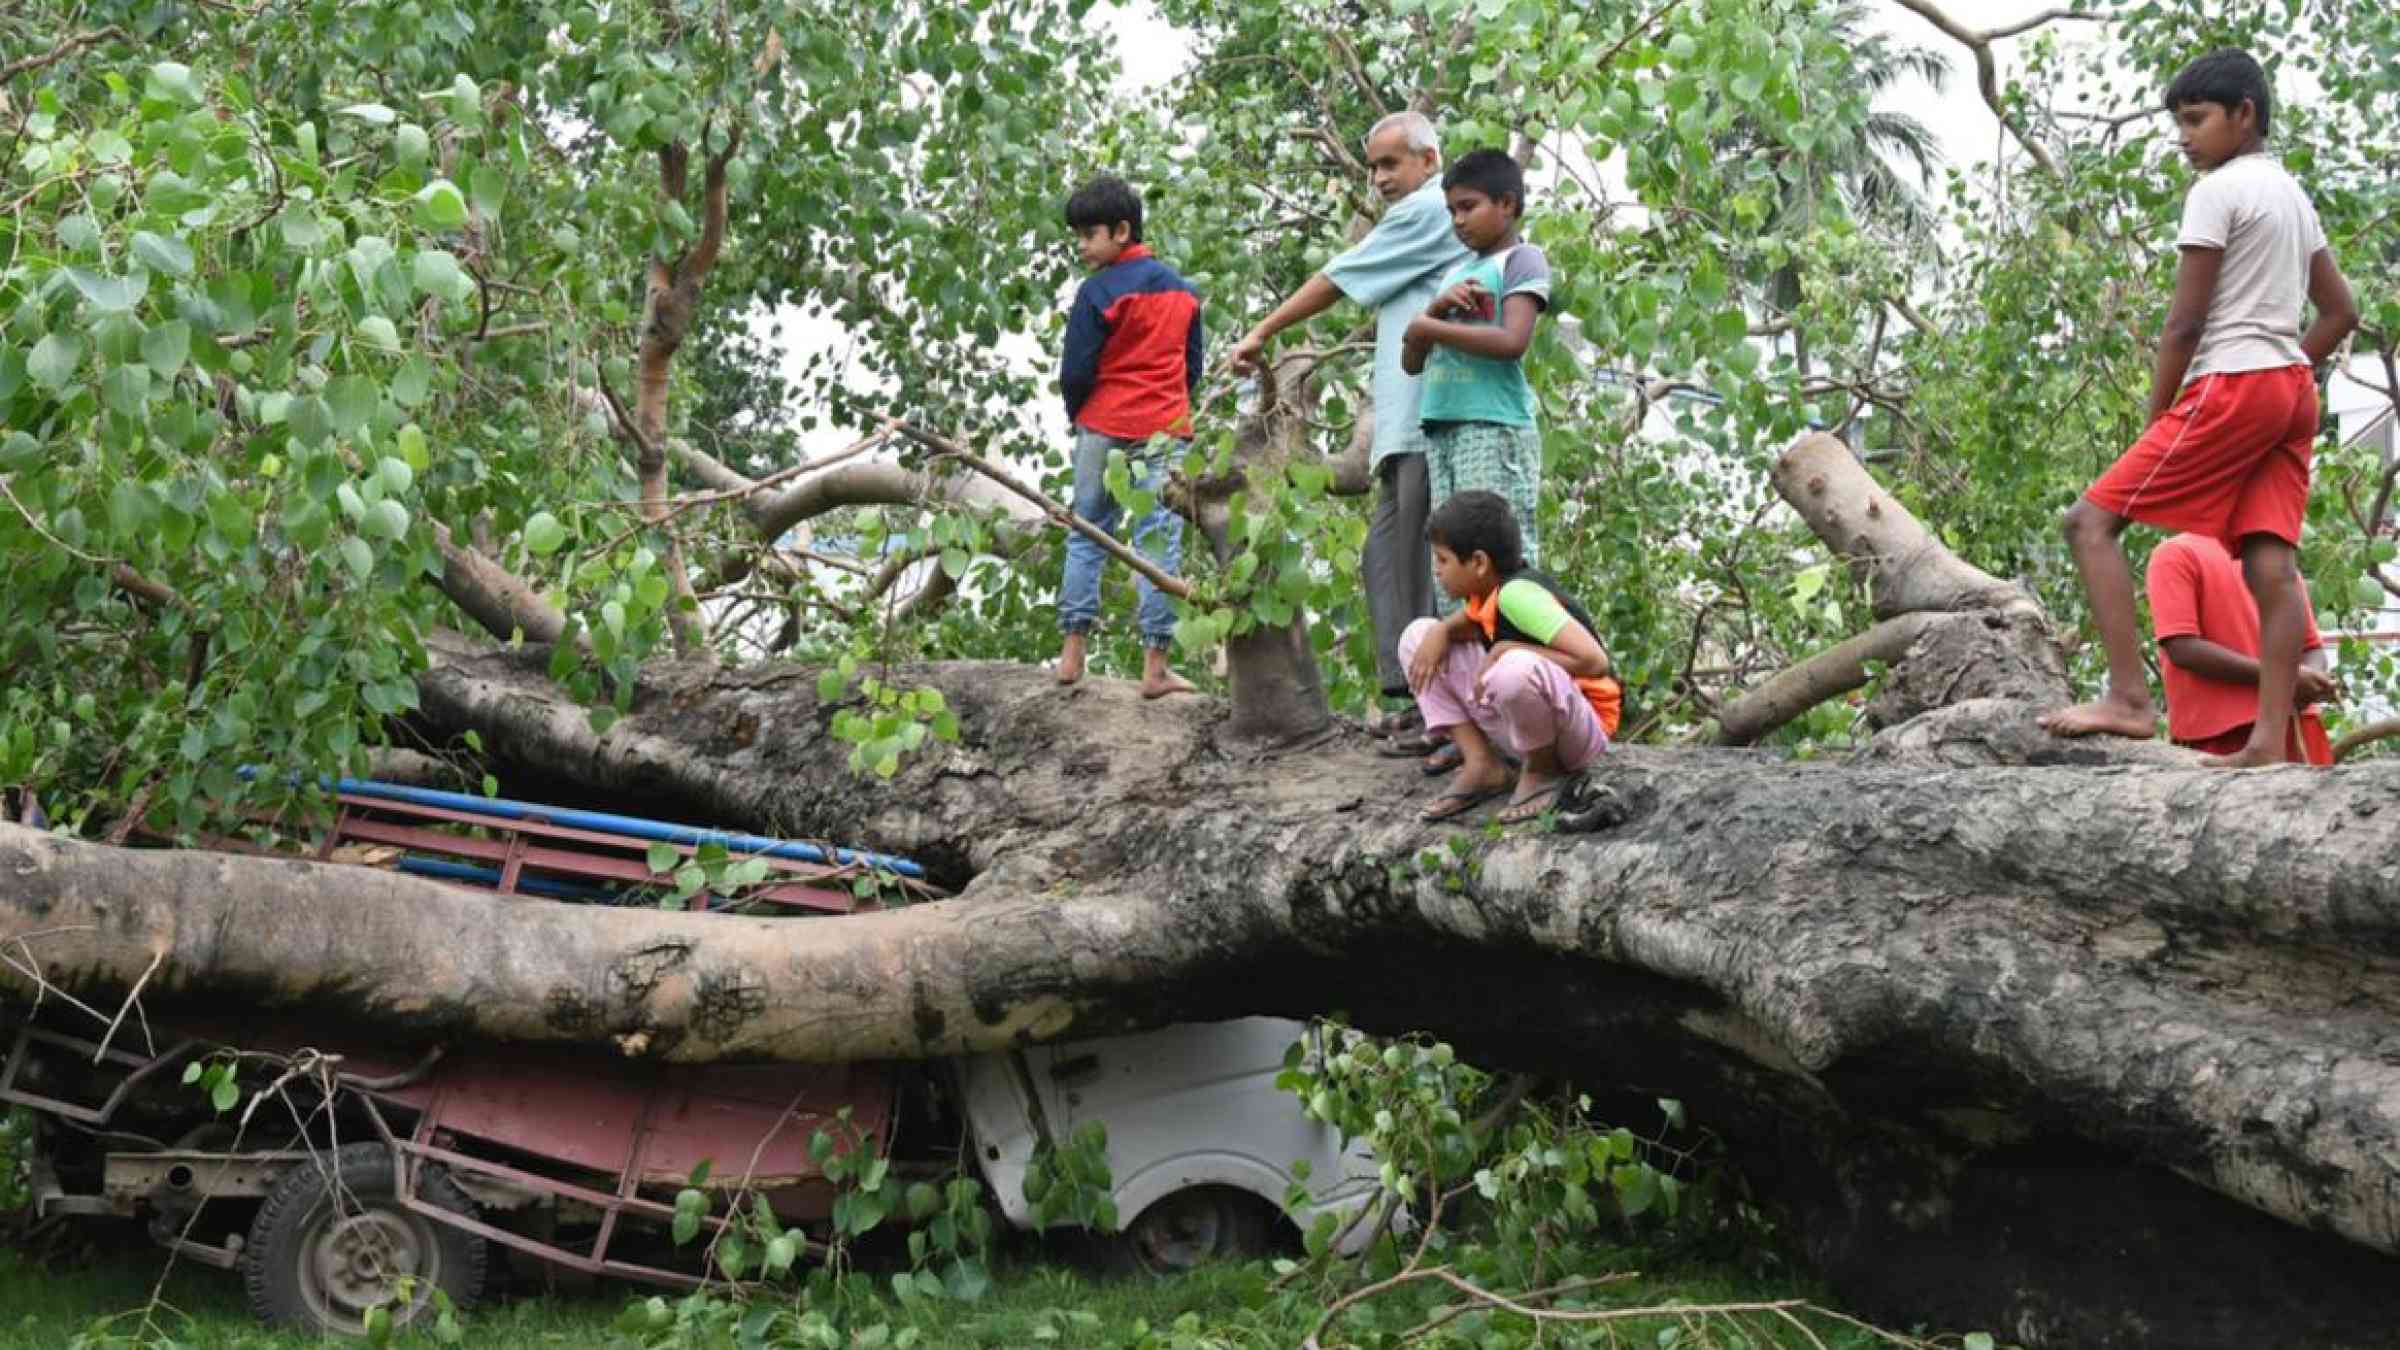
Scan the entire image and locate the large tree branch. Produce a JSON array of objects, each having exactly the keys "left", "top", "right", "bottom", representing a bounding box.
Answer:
[
  {"left": 1888, "top": 1, "right": 2097, "bottom": 180},
  {"left": 1714, "top": 612, "right": 1942, "bottom": 745},
  {"left": 431, "top": 523, "right": 567, "bottom": 646},
  {"left": 0, "top": 25, "right": 123, "bottom": 83},
  {"left": 685, "top": 121, "right": 741, "bottom": 283},
  {"left": 1772, "top": 433, "right": 2029, "bottom": 621}
]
